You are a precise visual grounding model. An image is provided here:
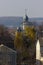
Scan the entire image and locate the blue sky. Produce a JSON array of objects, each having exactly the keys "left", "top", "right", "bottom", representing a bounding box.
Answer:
[{"left": 0, "top": 0, "right": 43, "bottom": 17}]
